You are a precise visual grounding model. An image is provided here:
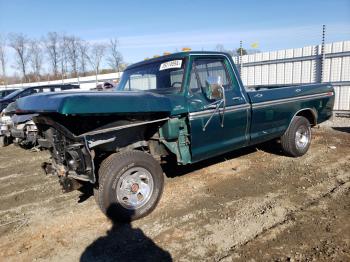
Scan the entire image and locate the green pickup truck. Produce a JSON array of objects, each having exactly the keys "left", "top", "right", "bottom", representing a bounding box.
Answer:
[{"left": 16, "top": 51, "right": 334, "bottom": 221}]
